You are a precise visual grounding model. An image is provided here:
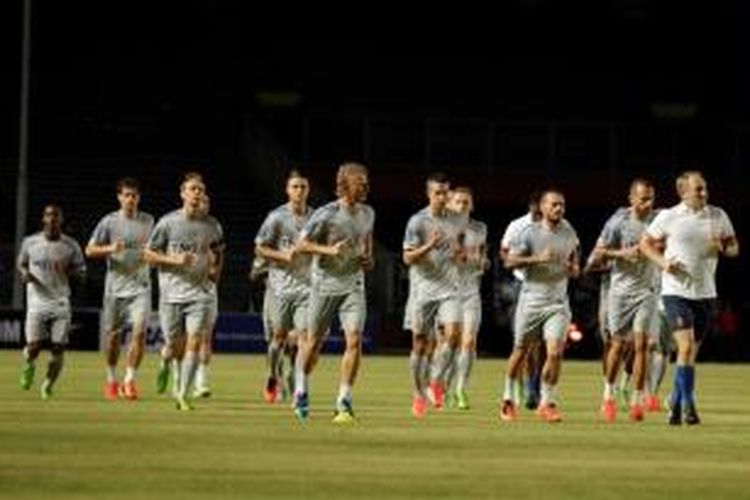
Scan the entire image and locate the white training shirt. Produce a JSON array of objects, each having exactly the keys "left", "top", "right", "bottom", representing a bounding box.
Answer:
[{"left": 645, "top": 202, "right": 735, "bottom": 300}]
